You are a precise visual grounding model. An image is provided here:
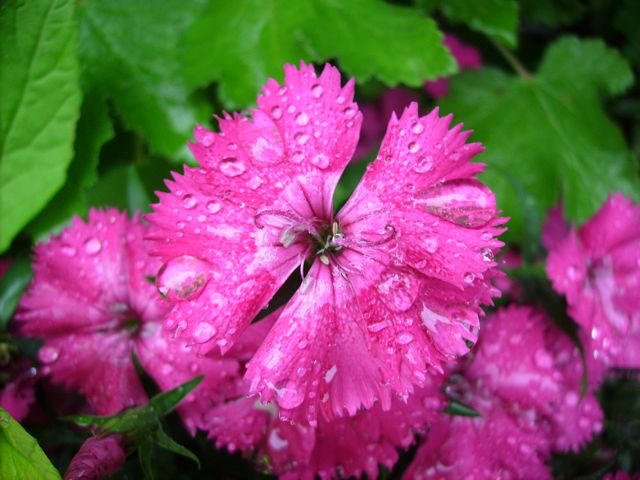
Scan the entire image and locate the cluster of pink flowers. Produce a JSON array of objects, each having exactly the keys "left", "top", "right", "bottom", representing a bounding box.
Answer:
[{"left": 9, "top": 60, "right": 639, "bottom": 478}]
